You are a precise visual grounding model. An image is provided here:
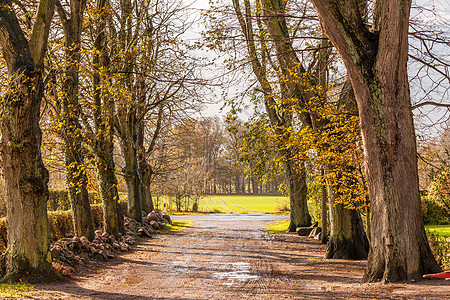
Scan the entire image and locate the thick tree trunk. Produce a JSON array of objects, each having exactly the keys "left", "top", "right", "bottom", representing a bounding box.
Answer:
[
  {"left": 0, "top": 0, "right": 59, "bottom": 282},
  {"left": 326, "top": 193, "right": 369, "bottom": 259},
  {"left": 0, "top": 67, "right": 60, "bottom": 282},
  {"left": 285, "top": 157, "right": 311, "bottom": 232},
  {"left": 251, "top": 177, "right": 258, "bottom": 194},
  {"left": 361, "top": 79, "right": 441, "bottom": 281},
  {"left": 311, "top": 0, "right": 441, "bottom": 282},
  {"left": 59, "top": 3, "right": 94, "bottom": 240}
]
